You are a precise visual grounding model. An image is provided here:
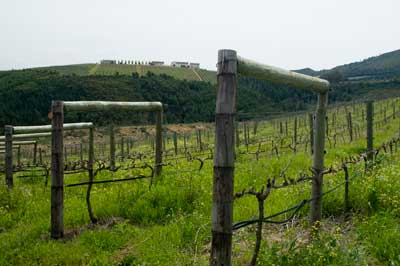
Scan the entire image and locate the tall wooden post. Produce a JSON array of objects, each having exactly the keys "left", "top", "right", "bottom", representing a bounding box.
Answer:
[
  {"left": 210, "top": 49, "right": 236, "bottom": 266},
  {"left": 347, "top": 112, "right": 353, "bottom": 142},
  {"left": 5, "top": 125, "right": 13, "bottom": 188},
  {"left": 121, "top": 137, "right": 125, "bottom": 158},
  {"left": 87, "top": 127, "right": 96, "bottom": 223},
  {"left": 109, "top": 125, "right": 115, "bottom": 170},
  {"left": 33, "top": 142, "right": 37, "bottom": 165},
  {"left": 39, "top": 148, "right": 43, "bottom": 165},
  {"left": 308, "top": 113, "right": 314, "bottom": 154},
  {"left": 366, "top": 101, "right": 374, "bottom": 161},
  {"left": 235, "top": 122, "right": 240, "bottom": 148},
  {"left": 173, "top": 132, "right": 178, "bottom": 155},
  {"left": 51, "top": 101, "right": 64, "bottom": 239},
  {"left": 325, "top": 115, "right": 329, "bottom": 137},
  {"left": 285, "top": 120, "right": 288, "bottom": 136},
  {"left": 310, "top": 92, "right": 328, "bottom": 225},
  {"left": 80, "top": 142, "right": 83, "bottom": 161},
  {"left": 127, "top": 138, "right": 130, "bottom": 155},
  {"left": 155, "top": 110, "right": 163, "bottom": 176},
  {"left": 17, "top": 146, "right": 21, "bottom": 166}
]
